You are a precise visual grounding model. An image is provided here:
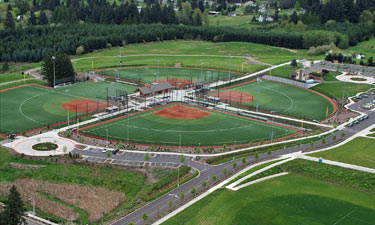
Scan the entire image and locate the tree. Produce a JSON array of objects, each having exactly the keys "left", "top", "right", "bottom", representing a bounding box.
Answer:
[
  {"left": 168, "top": 200, "right": 173, "bottom": 207},
  {"left": 144, "top": 153, "right": 151, "bottom": 161},
  {"left": 322, "top": 138, "right": 326, "bottom": 144},
  {"left": 41, "top": 52, "right": 75, "bottom": 87},
  {"left": 254, "top": 151, "right": 259, "bottom": 160},
  {"left": 359, "top": 10, "right": 374, "bottom": 24},
  {"left": 202, "top": 181, "right": 207, "bottom": 187},
  {"left": 223, "top": 168, "right": 227, "bottom": 175},
  {"left": 242, "top": 157, "right": 246, "bottom": 164},
  {"left": 142, "top": 213, "right": 149, "bottom": 221},
  {"left": 39, "top": 10, "right": 48, "bottom": 25},
  {"left": 290, "top": 11, "right": 298, "bottom": 24},
  {"left": 190, "top": 187, "right": 196, "bottom": 196},
  {"left": 291, "top": 59, "right": 298, "bottom": 68},
  {"left": 2, "top": 62, "right": 9, "bottom": 72},
  {"left": 368, "top": 57, "right": 374, "bottom": 66},
  {"left": 233, "top": 162, "right": 237, "bottom": 169},
  {"left": 192, "top": 8, "right": 202, "bottom": 26},
  {"left": 212, "top": 175, "right": 217, "bottom": 181},
  {"left": 106, "top": 151, "right": 112, "bottom": 158},
  {"left": 29, "top": 12, "right": 37, "bottom": 25},
  {"left": 332, "top": 135, "right": 336, "bottom": 142},
  {"left": 180, "top": 192, "right": 185, "bottom": 200},
  {"left": 179, "top": 154, "right": 186, "bottom": 163},
  {"left": 5, "top": 9, "right": 15, "bottom": 29},
  {"left": 0, "top": 185, "right": 26, "bottom": 225}
]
